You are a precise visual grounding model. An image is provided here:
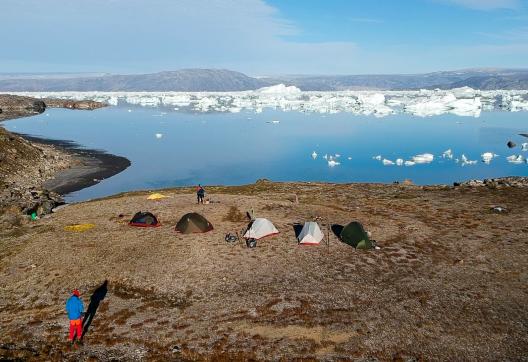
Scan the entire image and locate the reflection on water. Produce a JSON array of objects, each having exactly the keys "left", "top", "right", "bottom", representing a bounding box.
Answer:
[{"left": 4, "top": 106, "right": 528, "bottom": 202}]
